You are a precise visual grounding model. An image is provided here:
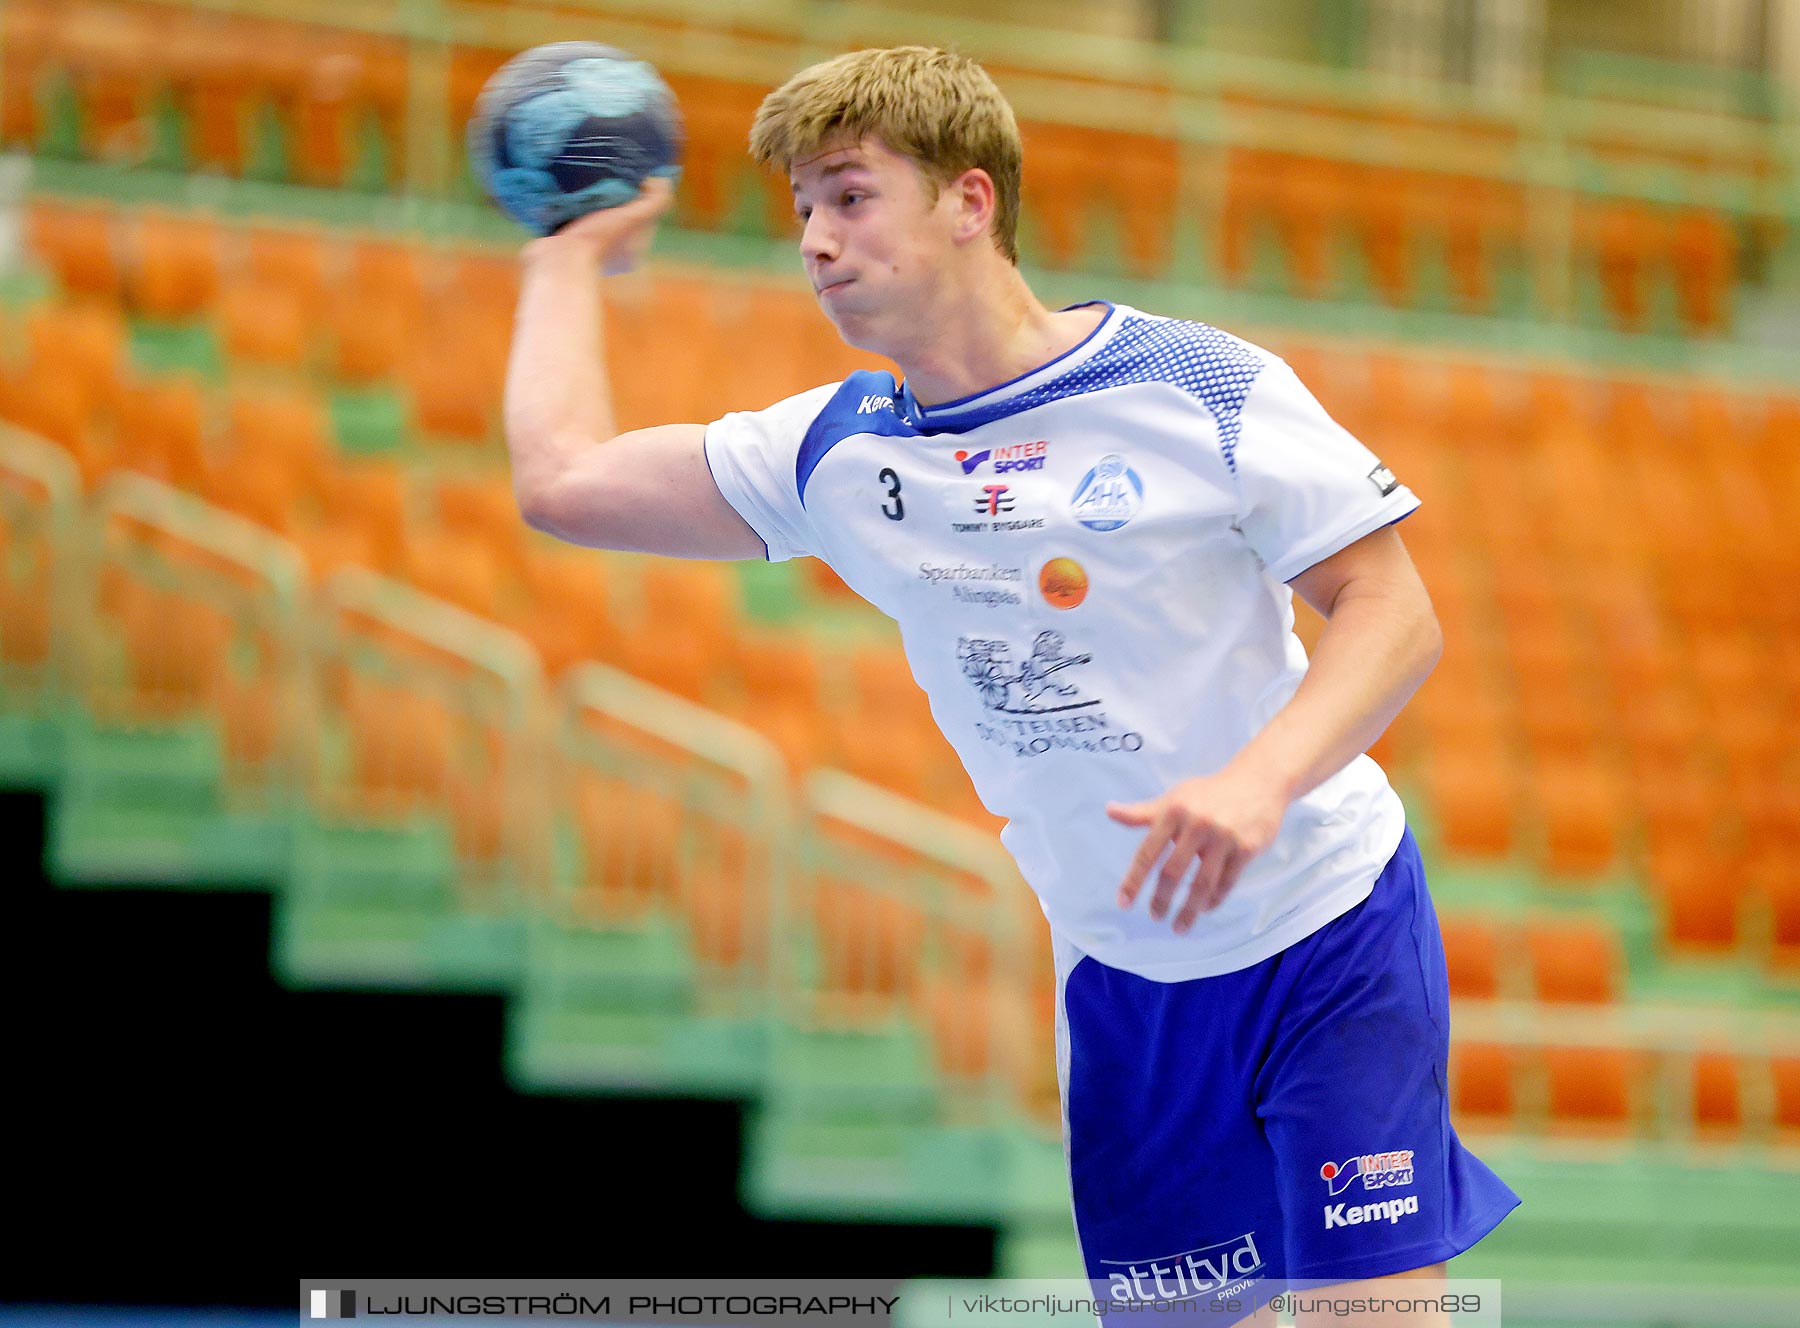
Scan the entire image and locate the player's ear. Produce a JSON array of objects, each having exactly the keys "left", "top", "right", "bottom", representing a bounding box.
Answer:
[{"left": 950, "top": 167, "right": 996, "bottom": 248}]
